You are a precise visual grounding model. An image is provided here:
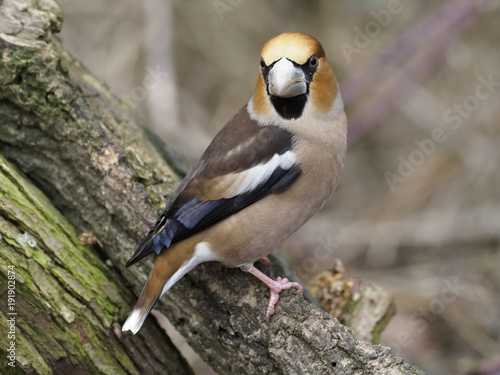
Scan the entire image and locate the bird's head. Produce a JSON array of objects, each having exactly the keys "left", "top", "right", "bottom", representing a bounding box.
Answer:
[{"left": 250, "top": 32, "right": 340, "bottom": 124}]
